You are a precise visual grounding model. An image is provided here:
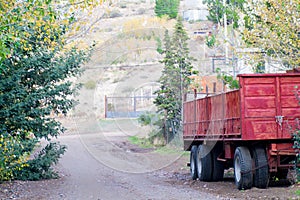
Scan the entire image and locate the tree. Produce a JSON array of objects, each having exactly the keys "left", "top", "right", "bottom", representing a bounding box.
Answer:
[
  {"left": 241, "top": 0, "right": 300, "bottom": 69},
  {"left": 154, "top": 18, "right": 195, "bottom": 140},
  {"left": 204, "top": 0, "right": 299, "bottom": 70},
  {"left": 0, "top": 0, "right": 94, "bottom": 181},
  {"left": 155, "top": 0, "right": 180, "bottom": 19},
  {"left": 203, "top": 0, "right": 245, "bottom": 28}
]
